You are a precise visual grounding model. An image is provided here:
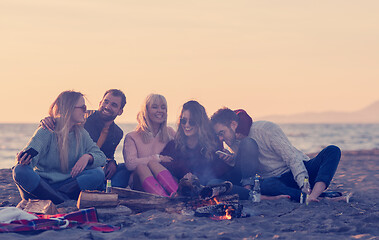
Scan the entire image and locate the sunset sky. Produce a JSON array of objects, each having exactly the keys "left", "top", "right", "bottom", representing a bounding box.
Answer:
[{"left": 1, "top": 1, "right": 378, "bottom": 123}]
